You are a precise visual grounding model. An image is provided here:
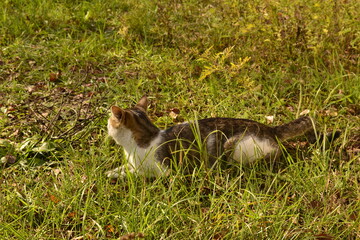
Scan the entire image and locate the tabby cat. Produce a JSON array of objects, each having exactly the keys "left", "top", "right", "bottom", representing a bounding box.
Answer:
[{"left": 106, "top": 96, "right": 336, "bottom": 178}]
